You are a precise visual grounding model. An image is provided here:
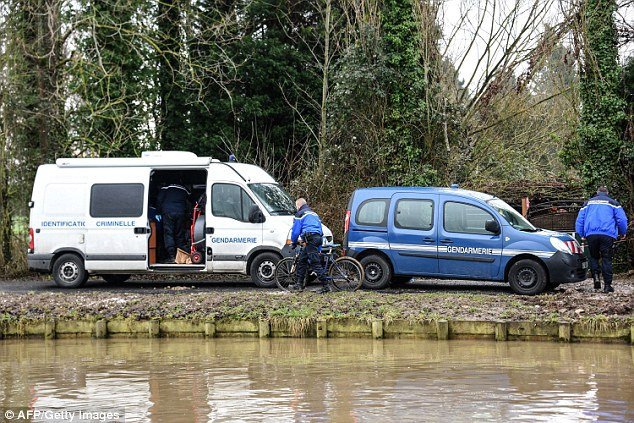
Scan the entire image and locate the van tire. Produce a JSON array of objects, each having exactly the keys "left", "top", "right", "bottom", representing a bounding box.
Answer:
[
  {"left": 250, "top": 252, "right": 280, "bottom": 288},
  {"left": 508, "top": 259, "right": 548, "bottom": 295},
  {"left": 53, "top": 254, "right": 89, "bottom": 288},
  {"left": 361, "top": 255, "right": 391, "bottom": 289},
  {"left": 102, "top": 274, "right": 131, "bottom": 284}
]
